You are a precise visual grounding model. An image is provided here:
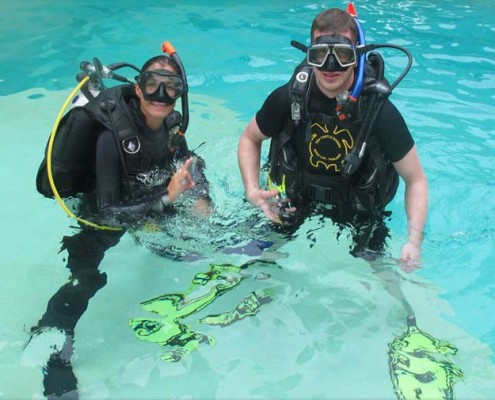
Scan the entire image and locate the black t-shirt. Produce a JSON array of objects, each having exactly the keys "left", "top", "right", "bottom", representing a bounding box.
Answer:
[{"left": 256, "top": 81, "right": 414, "bottom": 176}]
